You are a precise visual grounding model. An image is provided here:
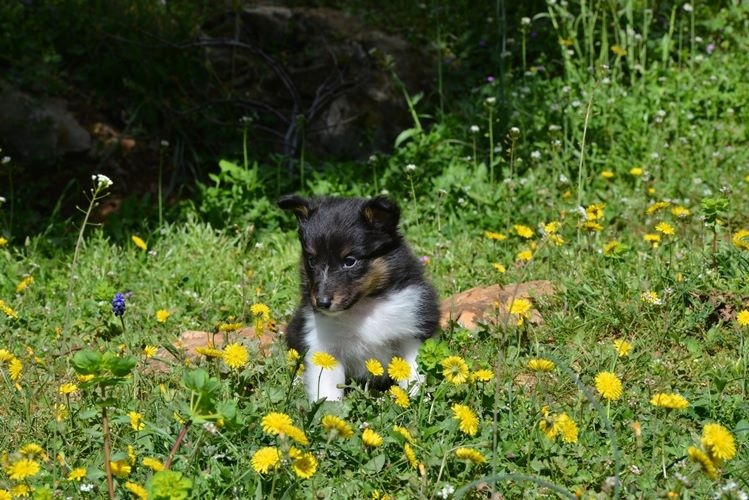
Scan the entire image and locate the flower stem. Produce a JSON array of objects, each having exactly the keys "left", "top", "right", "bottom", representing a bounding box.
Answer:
[
  {"left": 101, "top": 388, "right": 115, "bottom": 500},
  {"left": 165, "top": 420, "right": 192, "bottom": 470}
]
